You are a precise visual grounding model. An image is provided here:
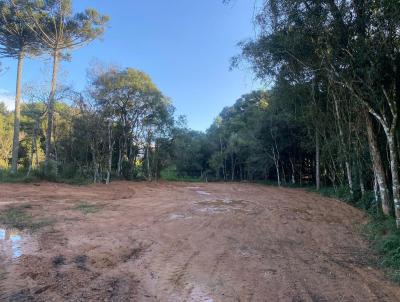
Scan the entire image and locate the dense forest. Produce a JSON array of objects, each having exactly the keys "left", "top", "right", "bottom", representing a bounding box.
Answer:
[{"left": 0, "top": 0, "right": 400, "bottom": 225}]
